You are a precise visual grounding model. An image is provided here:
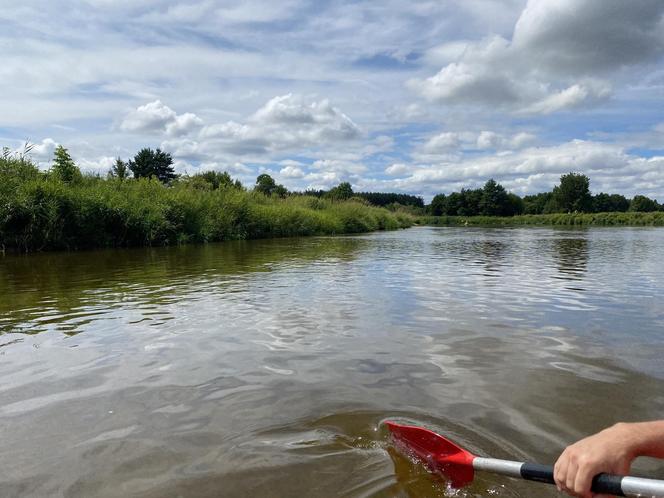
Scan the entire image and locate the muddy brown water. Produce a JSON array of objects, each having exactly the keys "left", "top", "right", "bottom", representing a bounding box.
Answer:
[{"left": 1, "top": 227, "right": 663, "bottom": 497}]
